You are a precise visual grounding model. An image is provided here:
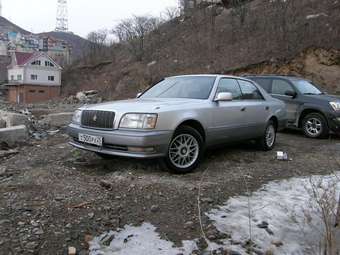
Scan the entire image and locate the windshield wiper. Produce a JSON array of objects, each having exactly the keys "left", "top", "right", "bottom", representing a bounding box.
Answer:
[{"left": 303, "top": 93, "right": 319, "bottom": 95}]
